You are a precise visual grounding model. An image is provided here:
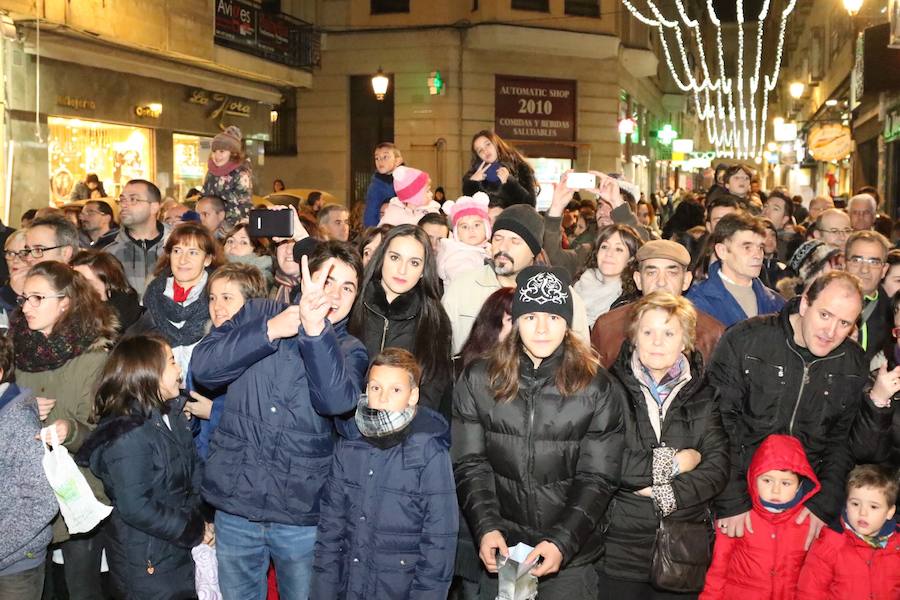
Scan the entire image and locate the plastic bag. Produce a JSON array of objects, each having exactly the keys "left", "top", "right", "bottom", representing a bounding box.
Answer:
[
  {"left": 192, "top": 543, "right": 223, "bottom": 600},
  {"left": 41, "top": 426, "right": 112, "bottom": 534}
]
